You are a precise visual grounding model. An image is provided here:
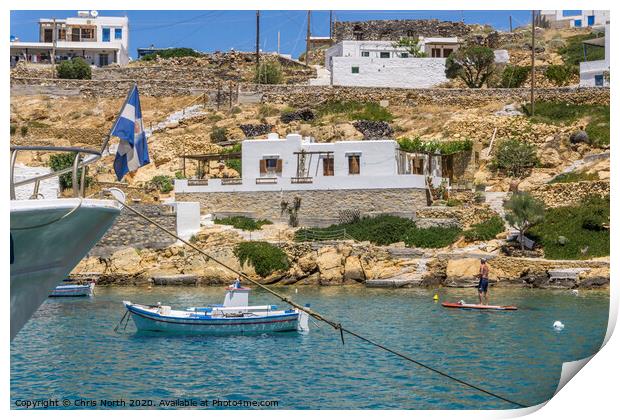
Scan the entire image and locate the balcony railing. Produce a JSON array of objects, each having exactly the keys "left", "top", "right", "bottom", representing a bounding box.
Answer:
[
  {"left": 221, "top": 178, "right": 242, "bottom": 185},
  {"left": 256, "top": 177, "right": 278, "bottom": 185},
  {"left": 291, "top": 177, "right": 313, "bottom": 184}
]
